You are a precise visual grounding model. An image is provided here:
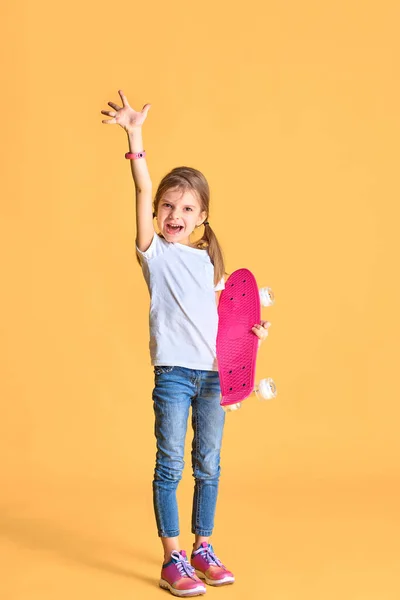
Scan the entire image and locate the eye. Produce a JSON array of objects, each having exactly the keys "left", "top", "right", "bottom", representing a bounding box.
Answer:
[
  {"left": 163, "top": 203, "right": 172, "bottom": 208},
  {"left": 185, "top": 207, "right": 193, "bottom": 211}
]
